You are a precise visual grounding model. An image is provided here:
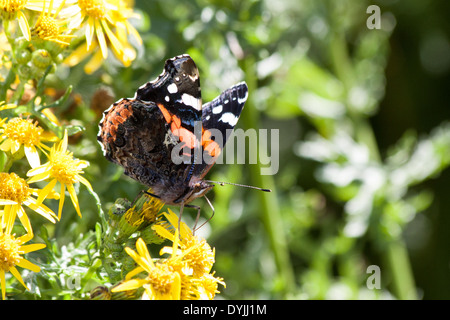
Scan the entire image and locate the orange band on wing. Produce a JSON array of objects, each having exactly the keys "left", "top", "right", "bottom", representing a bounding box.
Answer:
[
  {"left": 201, "top": 129, "right": 221, "bottom": 157},
  {"left": 157, "top": 103, "right": 221, "bottom": 156},
  {"left": 157, "top": 103, "right": 197, "bottom": 149},
  {"left": 157, "top": 103, "right": 172, "bottom": 123},
  {"left": 173, "top": 127, "right": 197, "bottom": 149}
]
